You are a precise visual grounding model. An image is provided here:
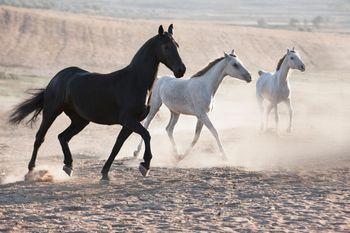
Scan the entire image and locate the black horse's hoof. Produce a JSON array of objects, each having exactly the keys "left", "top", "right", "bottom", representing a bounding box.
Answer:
[
  {"left": 100, "top": 174, "right": 110, "bottom": 183},
  {"left": 63, "top": 165, "right": 73, "bottom": 176},
  {"left": 24, "top": 170, "right": 33, "bottom": 181},
  {"left": 139, "top": 163, "right": 150, "bottom": 177}
]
